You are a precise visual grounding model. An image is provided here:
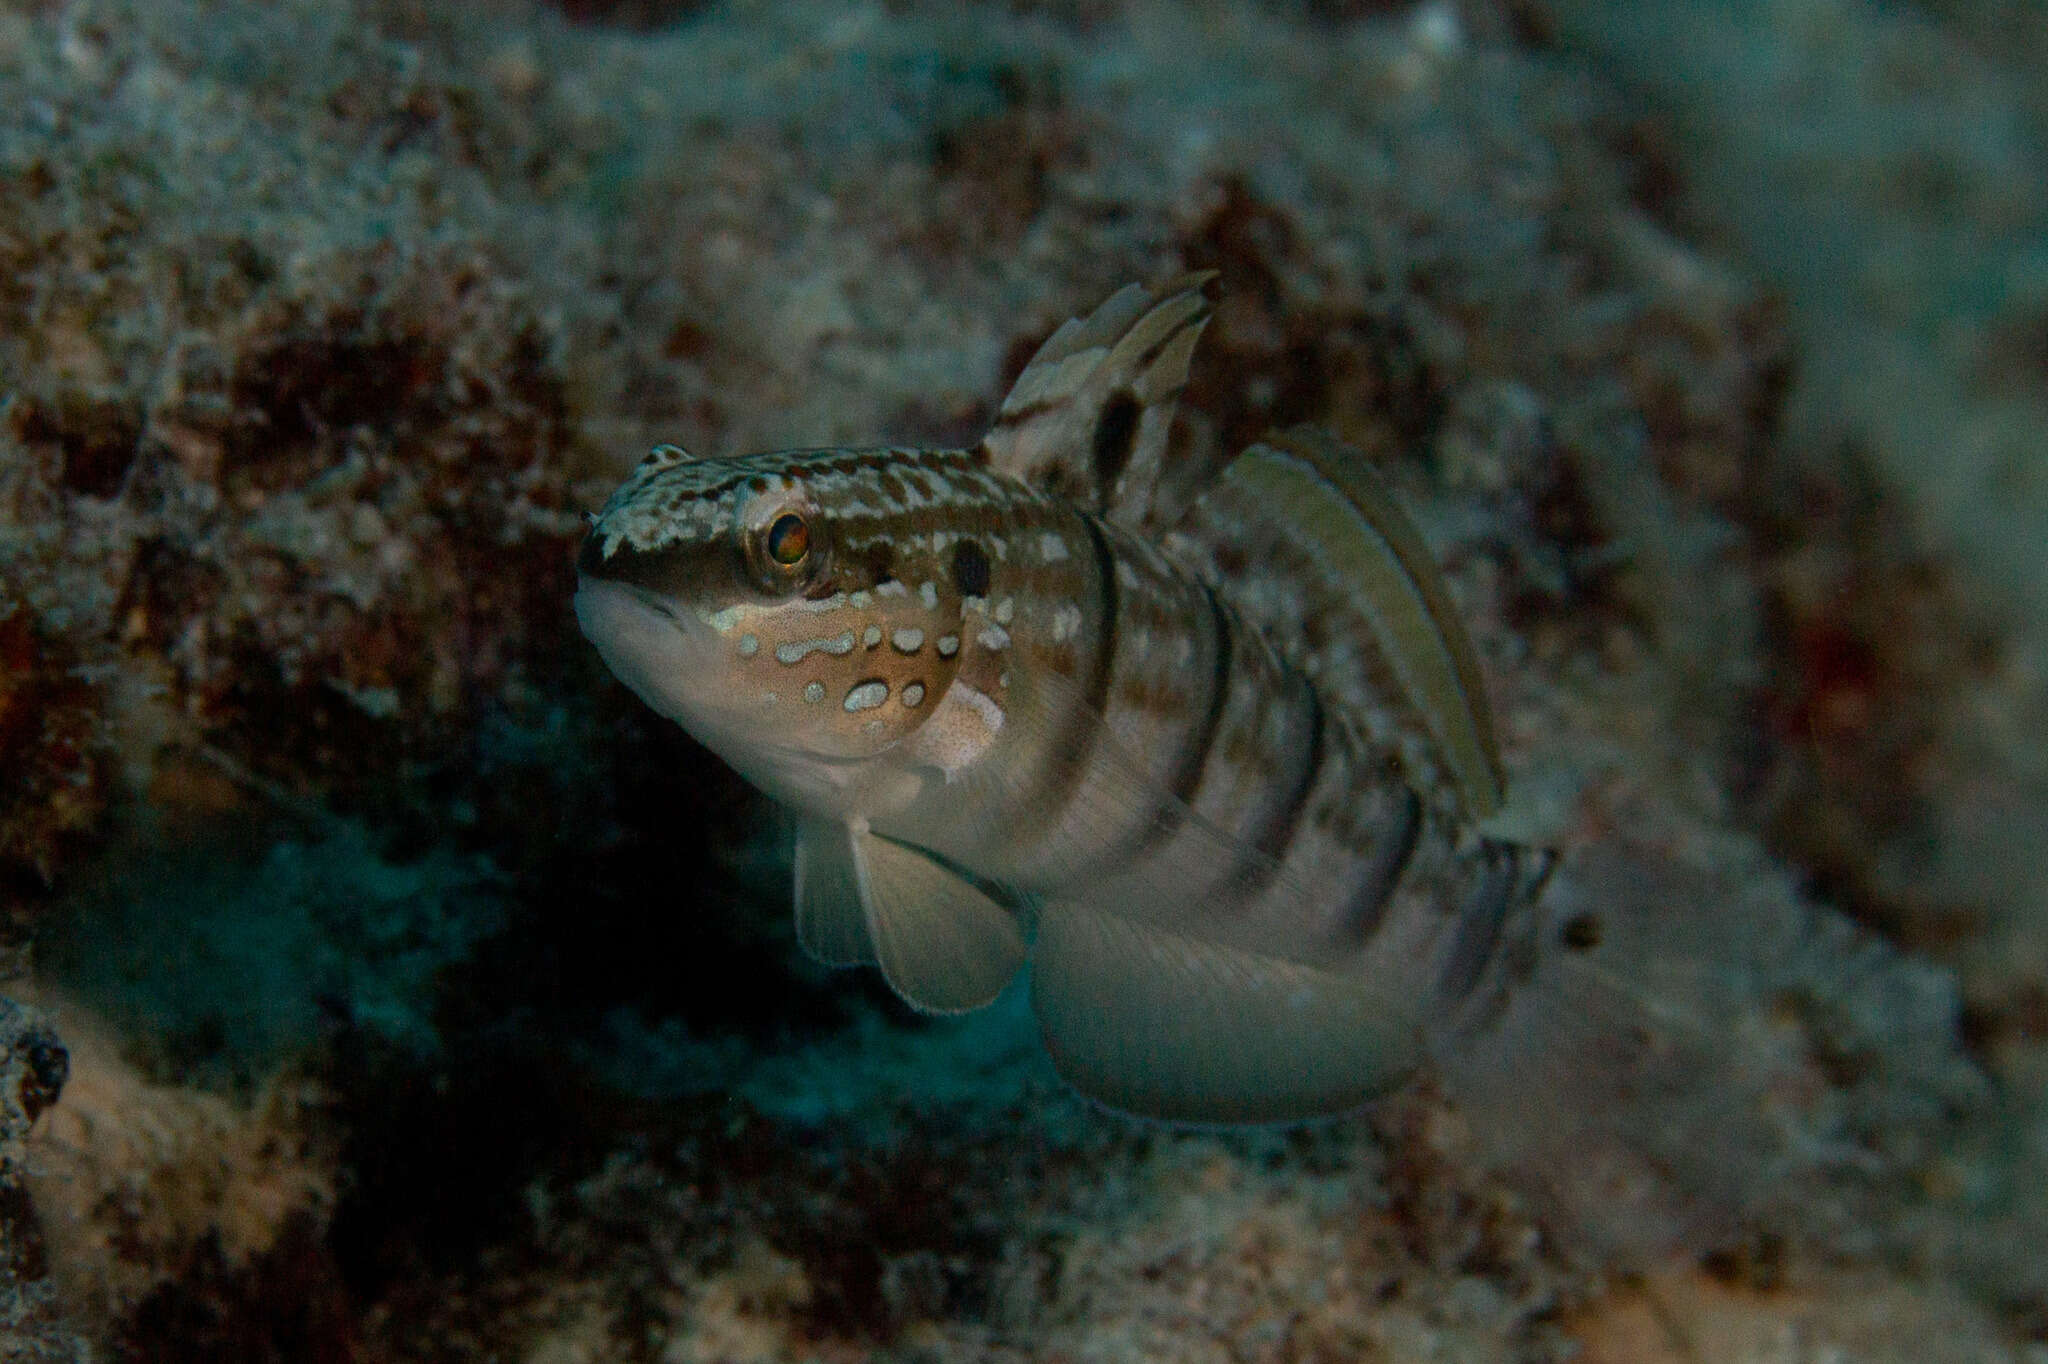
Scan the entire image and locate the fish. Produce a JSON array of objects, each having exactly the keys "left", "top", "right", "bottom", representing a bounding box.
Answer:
[{"left": 573, "top": 273, "right": 1574, "bottom": 1127}]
